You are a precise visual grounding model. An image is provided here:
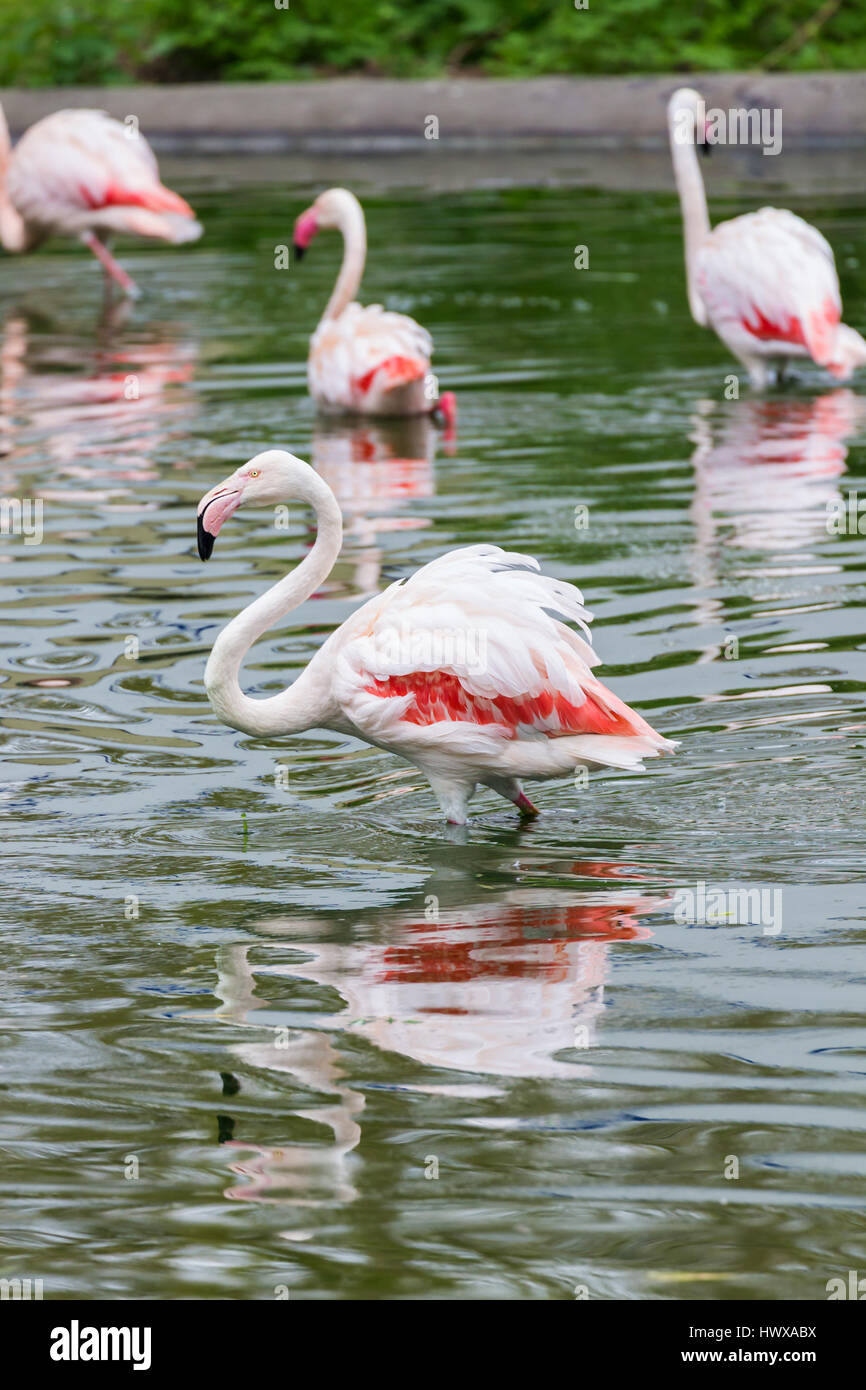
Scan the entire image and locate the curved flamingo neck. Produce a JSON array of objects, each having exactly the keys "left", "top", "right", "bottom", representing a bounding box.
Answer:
[
  {"left": 0, "top": 102, "right": 28, "bottom": 253},
  {"left": 320, "top": 192, "right": 367, "bottom": 324},
  {"left": 669, "top": 106, "right": 711, "bottom": 327},
  {"left": 204, "top": 473, "right": 343, "bottom": 737}
]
